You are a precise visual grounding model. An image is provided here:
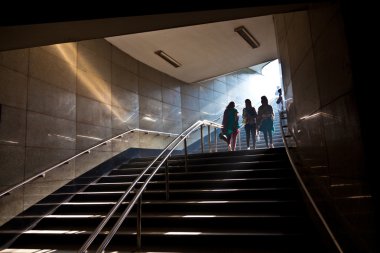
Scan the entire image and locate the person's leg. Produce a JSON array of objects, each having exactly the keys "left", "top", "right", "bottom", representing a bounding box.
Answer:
[
  {"left": 269, "top": 121, "right": 274, "bottom": 148},
  {"left": 231, "top": 130, "right": 239, "bottom": 151},
  {"left": 251, "top": 125, "right": 256, "bottom": 149},
  {"left": 269, "top": 129, "right": 273, "bottom": 148},
  {"left": 263, "top": 130, "right": 268, "bottom": 148},
  {"left": 227, "top": 134, "right": 232, "bottom": 151},
  {"left": 245, "top": 125, "right": 250, "bottom": 148}
]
